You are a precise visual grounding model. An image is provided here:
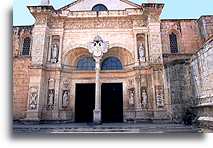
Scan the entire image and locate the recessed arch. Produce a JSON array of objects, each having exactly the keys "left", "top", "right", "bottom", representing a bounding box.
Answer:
[
  {"left": 76, "top": 57, "right": 95, "bottom": 71},
  {"left": 169, "top": 32, "right": 178, "bottom": 53},
  {"left": 62, "top": 46, "right": 134, "bottom": 70},
  {"left": 22, "top": 37, "right": 31, "bottom": 56},
  {"left": 63, "top": 47, "right": 91, "bottom": 66},
  {"left": 92, "top": 4, "right": 108, "bottom": 12},
  {"left": 167, "top": 29, "right": 181, "bottom": 53},
  {"left": 101, "top": 56, "right": 123, "bottom": 70}
]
